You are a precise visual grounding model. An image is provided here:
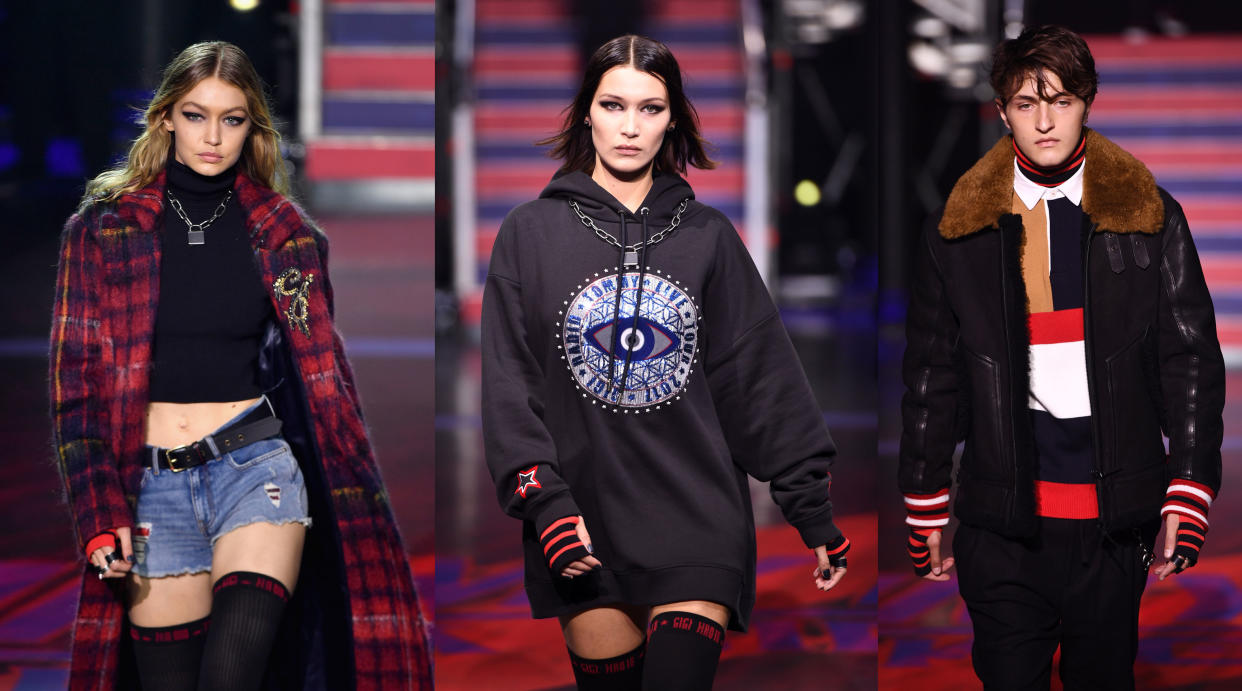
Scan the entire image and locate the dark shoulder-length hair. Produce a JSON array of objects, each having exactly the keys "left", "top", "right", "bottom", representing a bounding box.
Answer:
[{"left": 538, "top": 34, "right": 716, "bottom": 175}]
